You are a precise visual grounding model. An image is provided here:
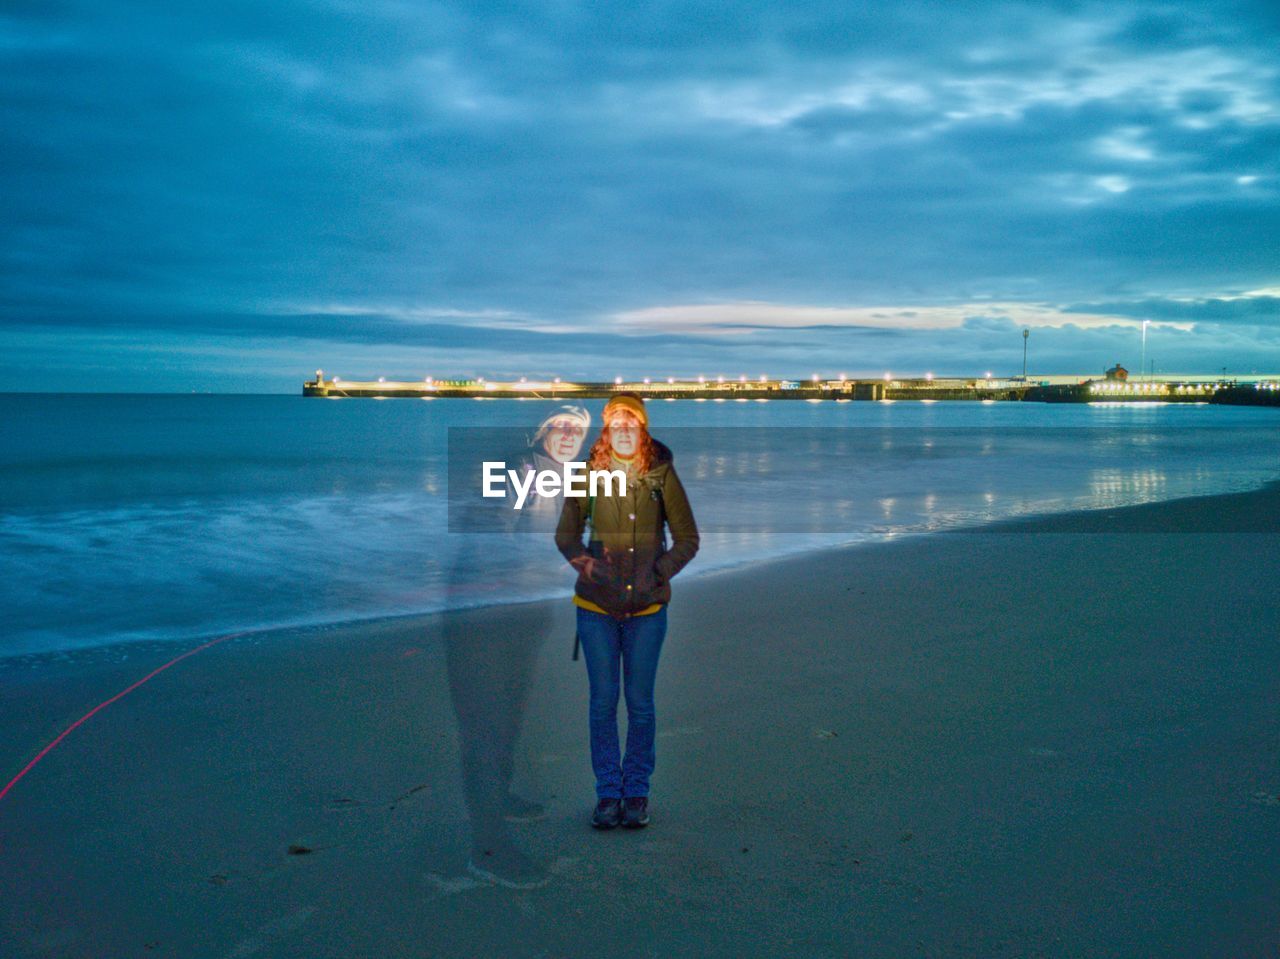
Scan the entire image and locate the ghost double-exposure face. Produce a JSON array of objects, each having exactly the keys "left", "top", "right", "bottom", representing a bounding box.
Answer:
[{"left": 542, "top": 417, "right": 586, "bottom": 464}]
